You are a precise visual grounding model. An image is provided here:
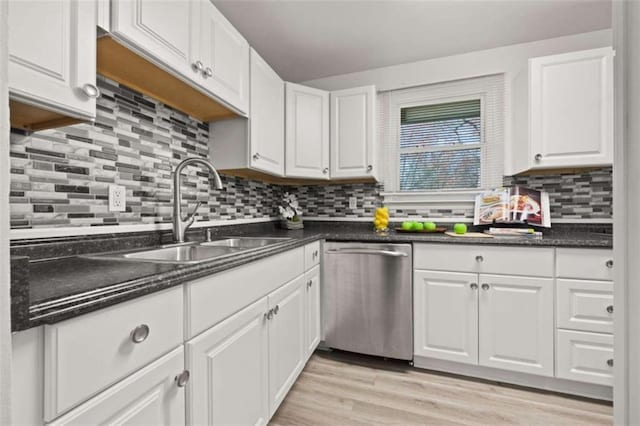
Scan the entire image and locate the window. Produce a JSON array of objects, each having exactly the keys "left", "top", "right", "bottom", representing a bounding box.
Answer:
[
  {"left": 400, "top": 99, "right": 482, "bottom": 191},
  {"left": 378, "top": 74, "right": 504, "bottom": 209}
]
